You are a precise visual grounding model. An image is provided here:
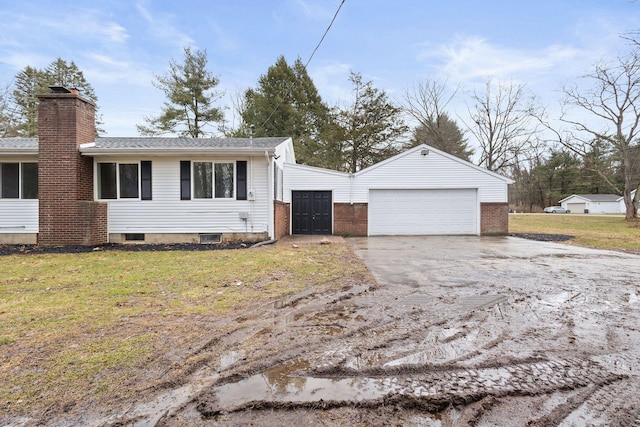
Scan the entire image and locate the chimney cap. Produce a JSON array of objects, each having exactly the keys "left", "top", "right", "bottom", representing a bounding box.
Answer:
[{"left": 48, "top": 86, "right": 72, "bottom": 94}]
